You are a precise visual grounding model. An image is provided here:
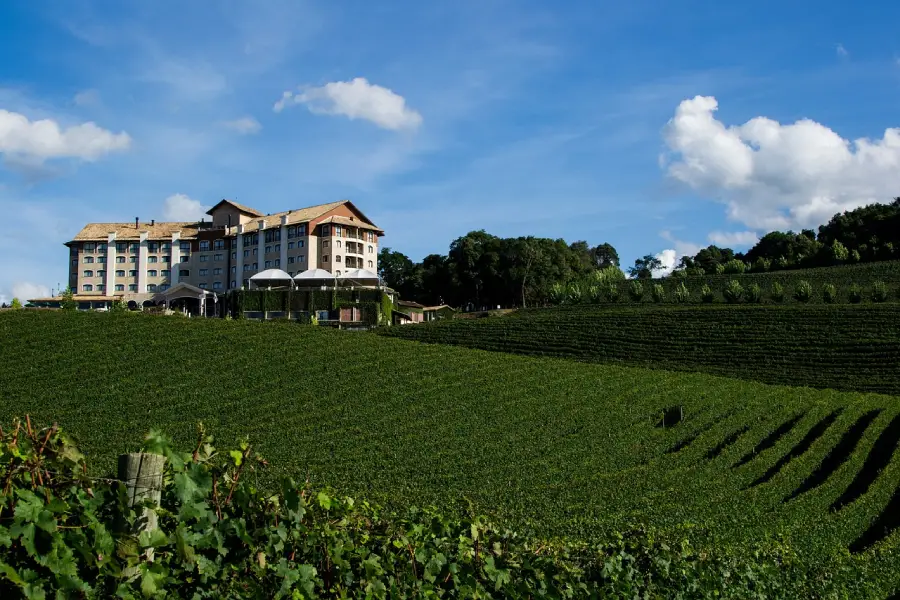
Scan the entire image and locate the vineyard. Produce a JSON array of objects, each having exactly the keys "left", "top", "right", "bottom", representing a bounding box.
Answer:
[
  {"left": 2, "top": 311, "right": 900, "bottom": 595},
  {"left": 383, "top": 303, "right": 900, "bottom": 395}
]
